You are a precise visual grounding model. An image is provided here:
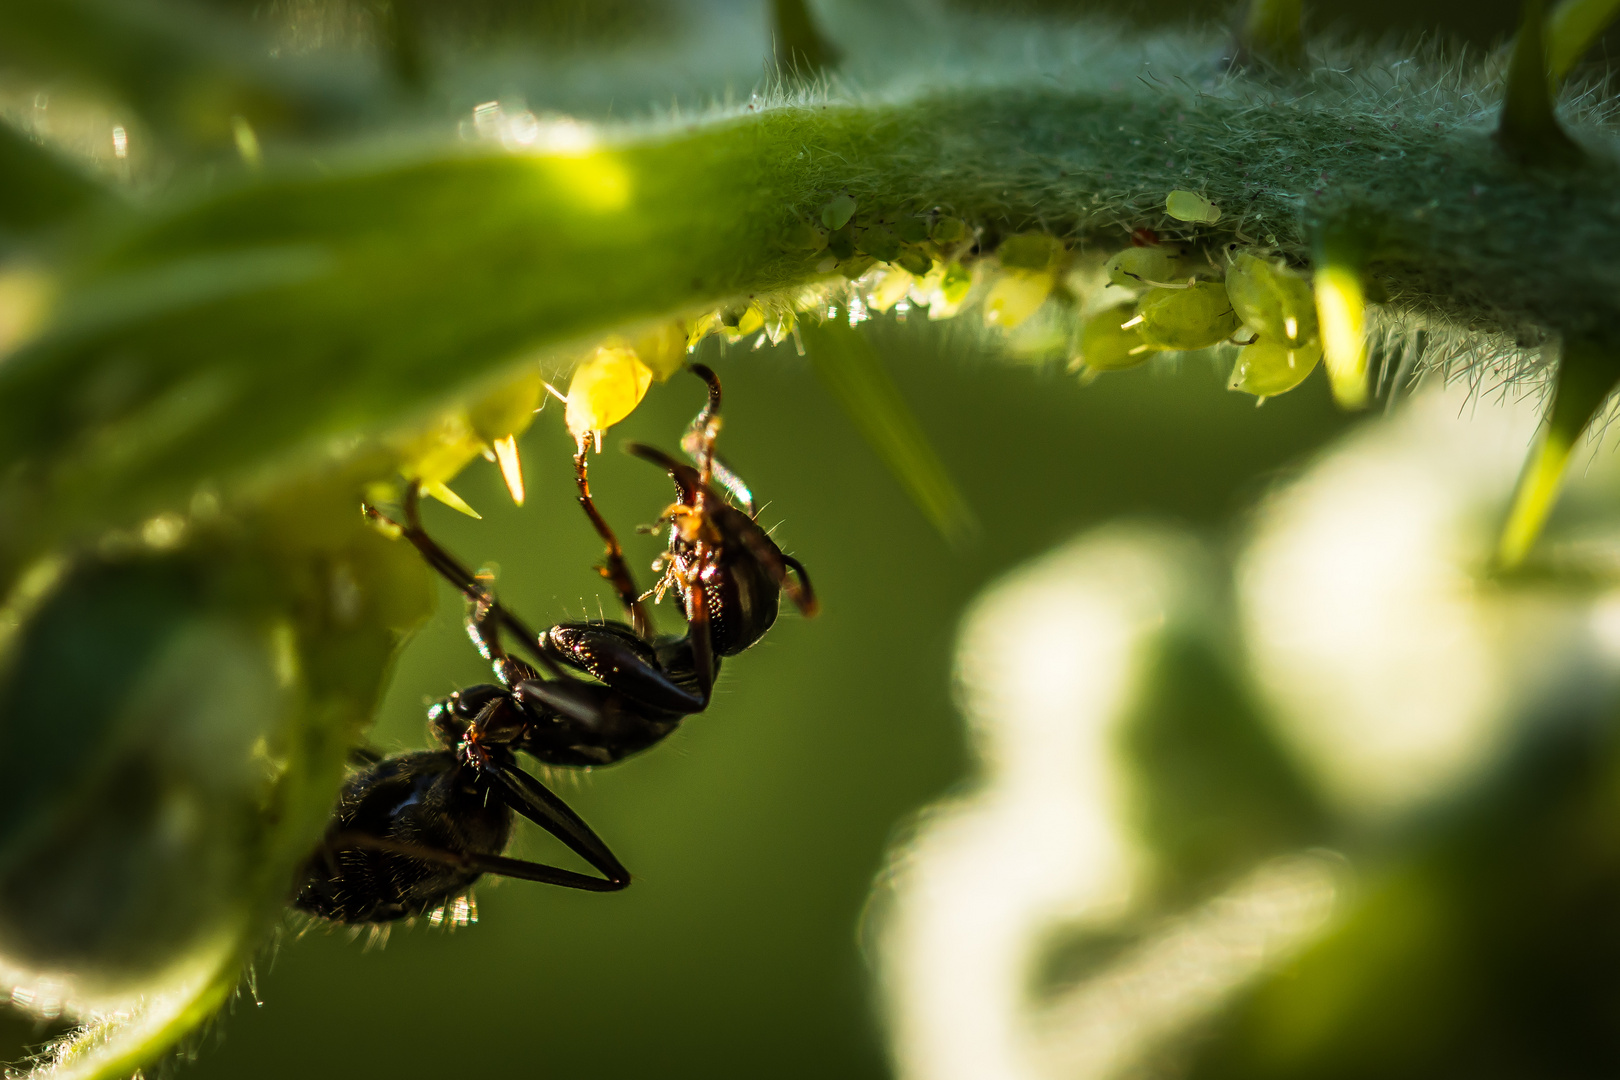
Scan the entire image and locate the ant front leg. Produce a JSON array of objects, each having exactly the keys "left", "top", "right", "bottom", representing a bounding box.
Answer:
[
  {"left": 365, "top": 482, "right": 567, "bottom": 680},
  {"left": 571, "top": 449, "right": 655, "bottom": 639},
  {"left": 540, "top": 620, "right": 708, "bottom": 714}
]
